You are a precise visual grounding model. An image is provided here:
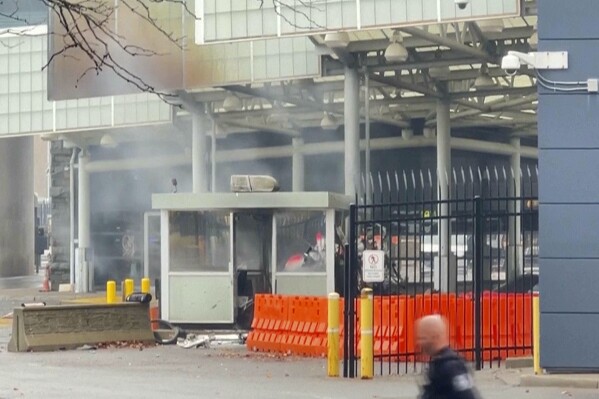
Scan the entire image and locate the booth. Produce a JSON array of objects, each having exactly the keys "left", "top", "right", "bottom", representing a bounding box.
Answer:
[{"left": 152, "top": 192, "right": 350, "bottom": 325}]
